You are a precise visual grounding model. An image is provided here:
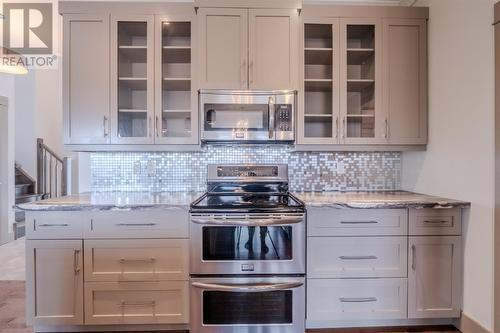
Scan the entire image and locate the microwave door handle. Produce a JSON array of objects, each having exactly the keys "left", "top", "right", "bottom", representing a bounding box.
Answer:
[
  {"left": 206, "top": 109, "right": 216, "bottom": 126},
  {"left": 192, "top": 282, "right": 303, "bottom": 292},
  {"left": 268, "top": 96, "right": 275, "bottom": 139}
]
